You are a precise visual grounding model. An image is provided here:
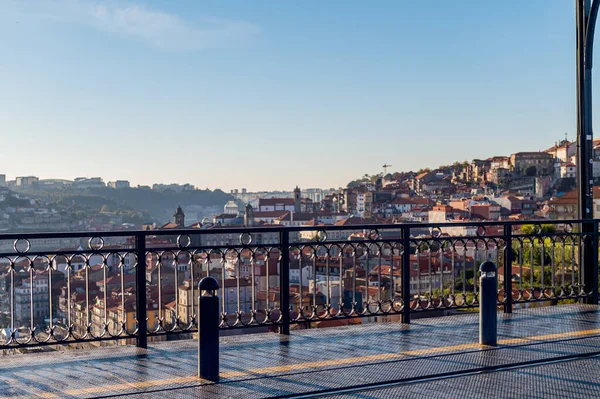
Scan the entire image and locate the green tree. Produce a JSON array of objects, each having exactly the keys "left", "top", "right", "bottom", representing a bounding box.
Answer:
[
  {"left": 522, "top": 268, "right": 552, "bottom": 287},
  {"left": 520, "top": 241, "right": 552, "bottom": 267},
  {"left": 521, "top": 224, "right": 556, "bottom": 235},
  {"left": 370, "top": 173, "right": 383, "bottom": 182}
]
